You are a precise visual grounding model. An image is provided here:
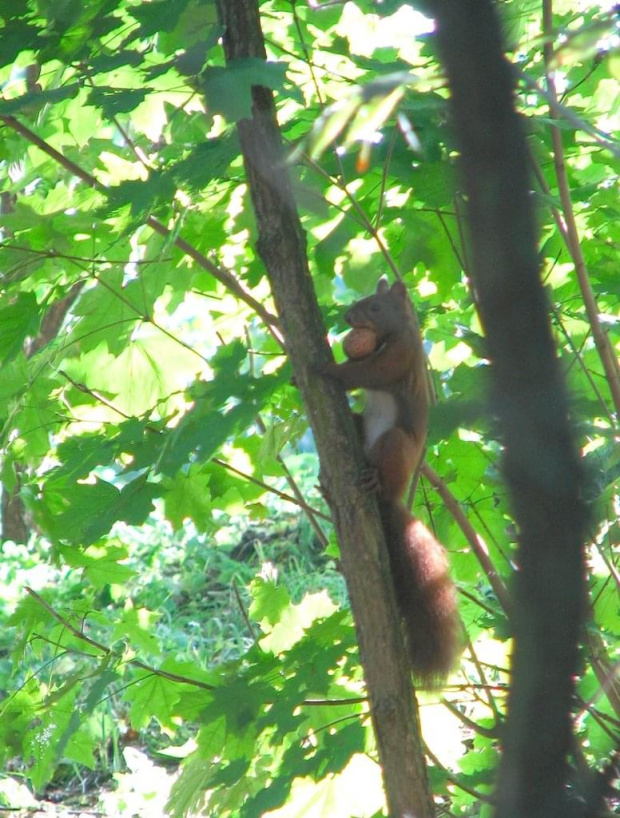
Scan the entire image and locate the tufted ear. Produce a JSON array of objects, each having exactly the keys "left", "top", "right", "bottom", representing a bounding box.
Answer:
[
  {"left": 376, "top": 277, "right": 390, "bottom": 294},
  {"left": 391, "top": 280, "right": 407, "bottom": 300}
]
